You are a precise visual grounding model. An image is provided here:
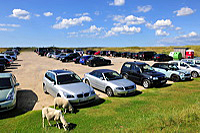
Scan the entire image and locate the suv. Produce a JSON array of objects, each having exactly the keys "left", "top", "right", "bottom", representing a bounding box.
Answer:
[
  {"left": 153, "top": 54, "right": 173, "bottom": 62},
  {"left": 43, "top": 70, "right": 96, "bottom": 106},
  {"left": 138, "top": 51, "right": 157, "bottom": 60},
  {"left": 60, "top": 53, "right": 80, "bottom": 62},
  {"left": 0, "top": 73, "right": 19, "bottom": 112},
  {"left": 169, "top": 61, "right": 200, "bottom": 78},
  {"left": 152, "top": 63, "right": 191, "bottom": 82},
  {"left": 120, "top": 62, "right": 167, "bottom": 88}
]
